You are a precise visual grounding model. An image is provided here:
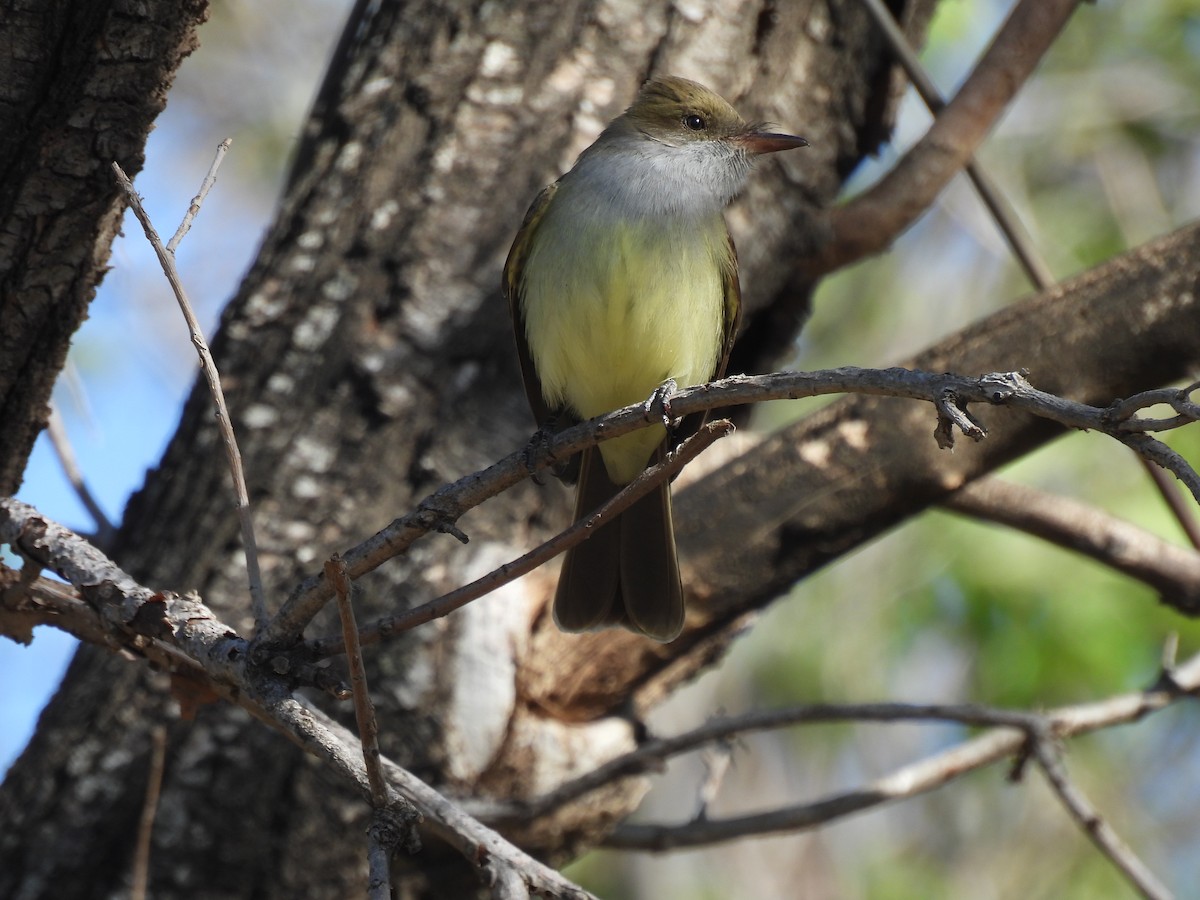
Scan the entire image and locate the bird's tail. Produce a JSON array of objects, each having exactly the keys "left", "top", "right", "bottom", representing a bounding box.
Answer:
[{"left": 553, "top": 445, "right": 684, "bottom": 642}]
